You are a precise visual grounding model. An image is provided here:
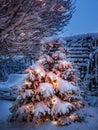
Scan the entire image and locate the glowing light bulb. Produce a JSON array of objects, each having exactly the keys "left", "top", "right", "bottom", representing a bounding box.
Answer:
[
  {"left": 53, "top": 77, "right": 59, "bottom": 88},
  {"left": 29, "top": 69, "right": 33, "bottom": 75},
  {"left": 36, "top": 69, "right": 40, "bottom": 74},
  {"left": 69, "top": 115, "right": 73, "bottom": 120},
  {"left": 46, "top": 118, "right": 49, "bottom": 121},
  {"left": 52, "top": 98, "right": 57, "bottom": 105},
  {"left": 52, "top": 121, "right": 58, "bottom": 125},
  {"left": 69, "top": 115, "right": 79, "bottom": 121}
]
